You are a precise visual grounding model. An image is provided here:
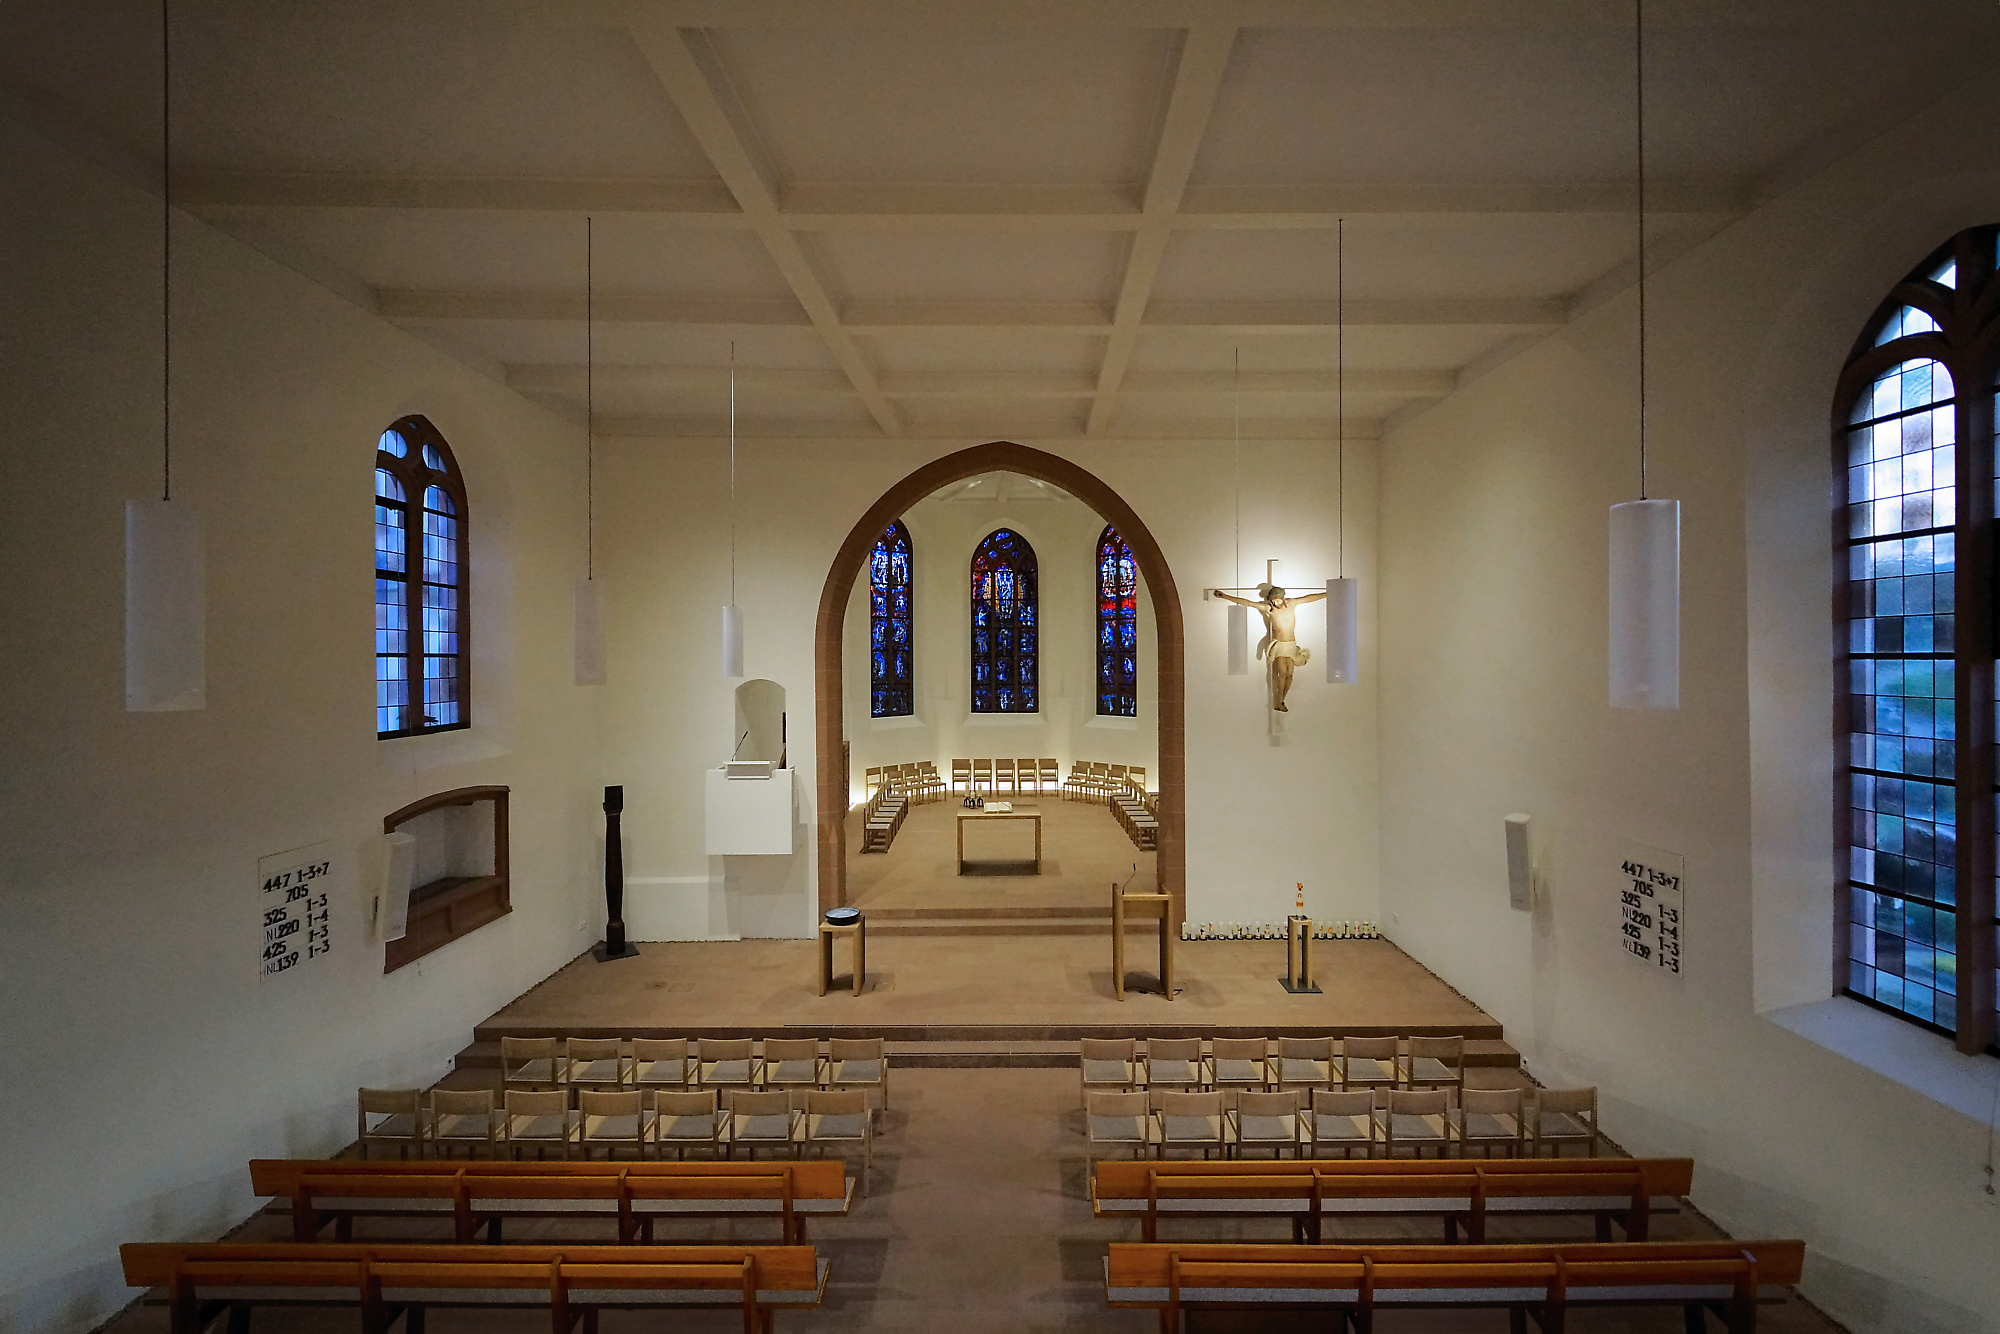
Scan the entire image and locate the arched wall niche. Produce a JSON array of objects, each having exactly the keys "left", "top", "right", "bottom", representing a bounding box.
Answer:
[{"left": 815, "top": 442, "right": 1185, "bottom": 923}]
